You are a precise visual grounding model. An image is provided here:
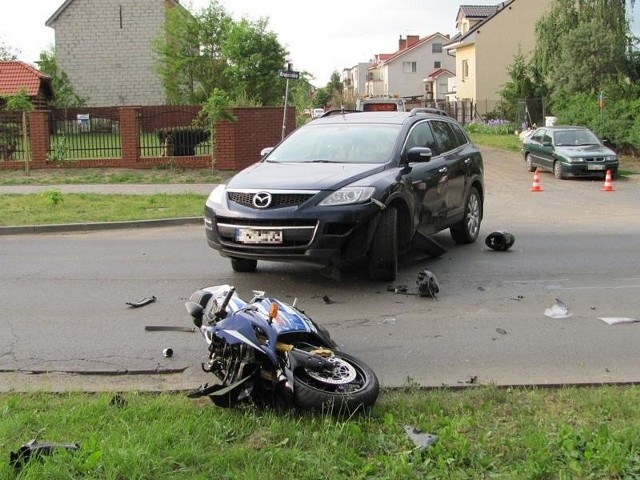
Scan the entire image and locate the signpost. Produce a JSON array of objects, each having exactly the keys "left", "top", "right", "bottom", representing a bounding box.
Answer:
[{"left": 279, "top": 63, "right": 300, "bottom": 140}]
